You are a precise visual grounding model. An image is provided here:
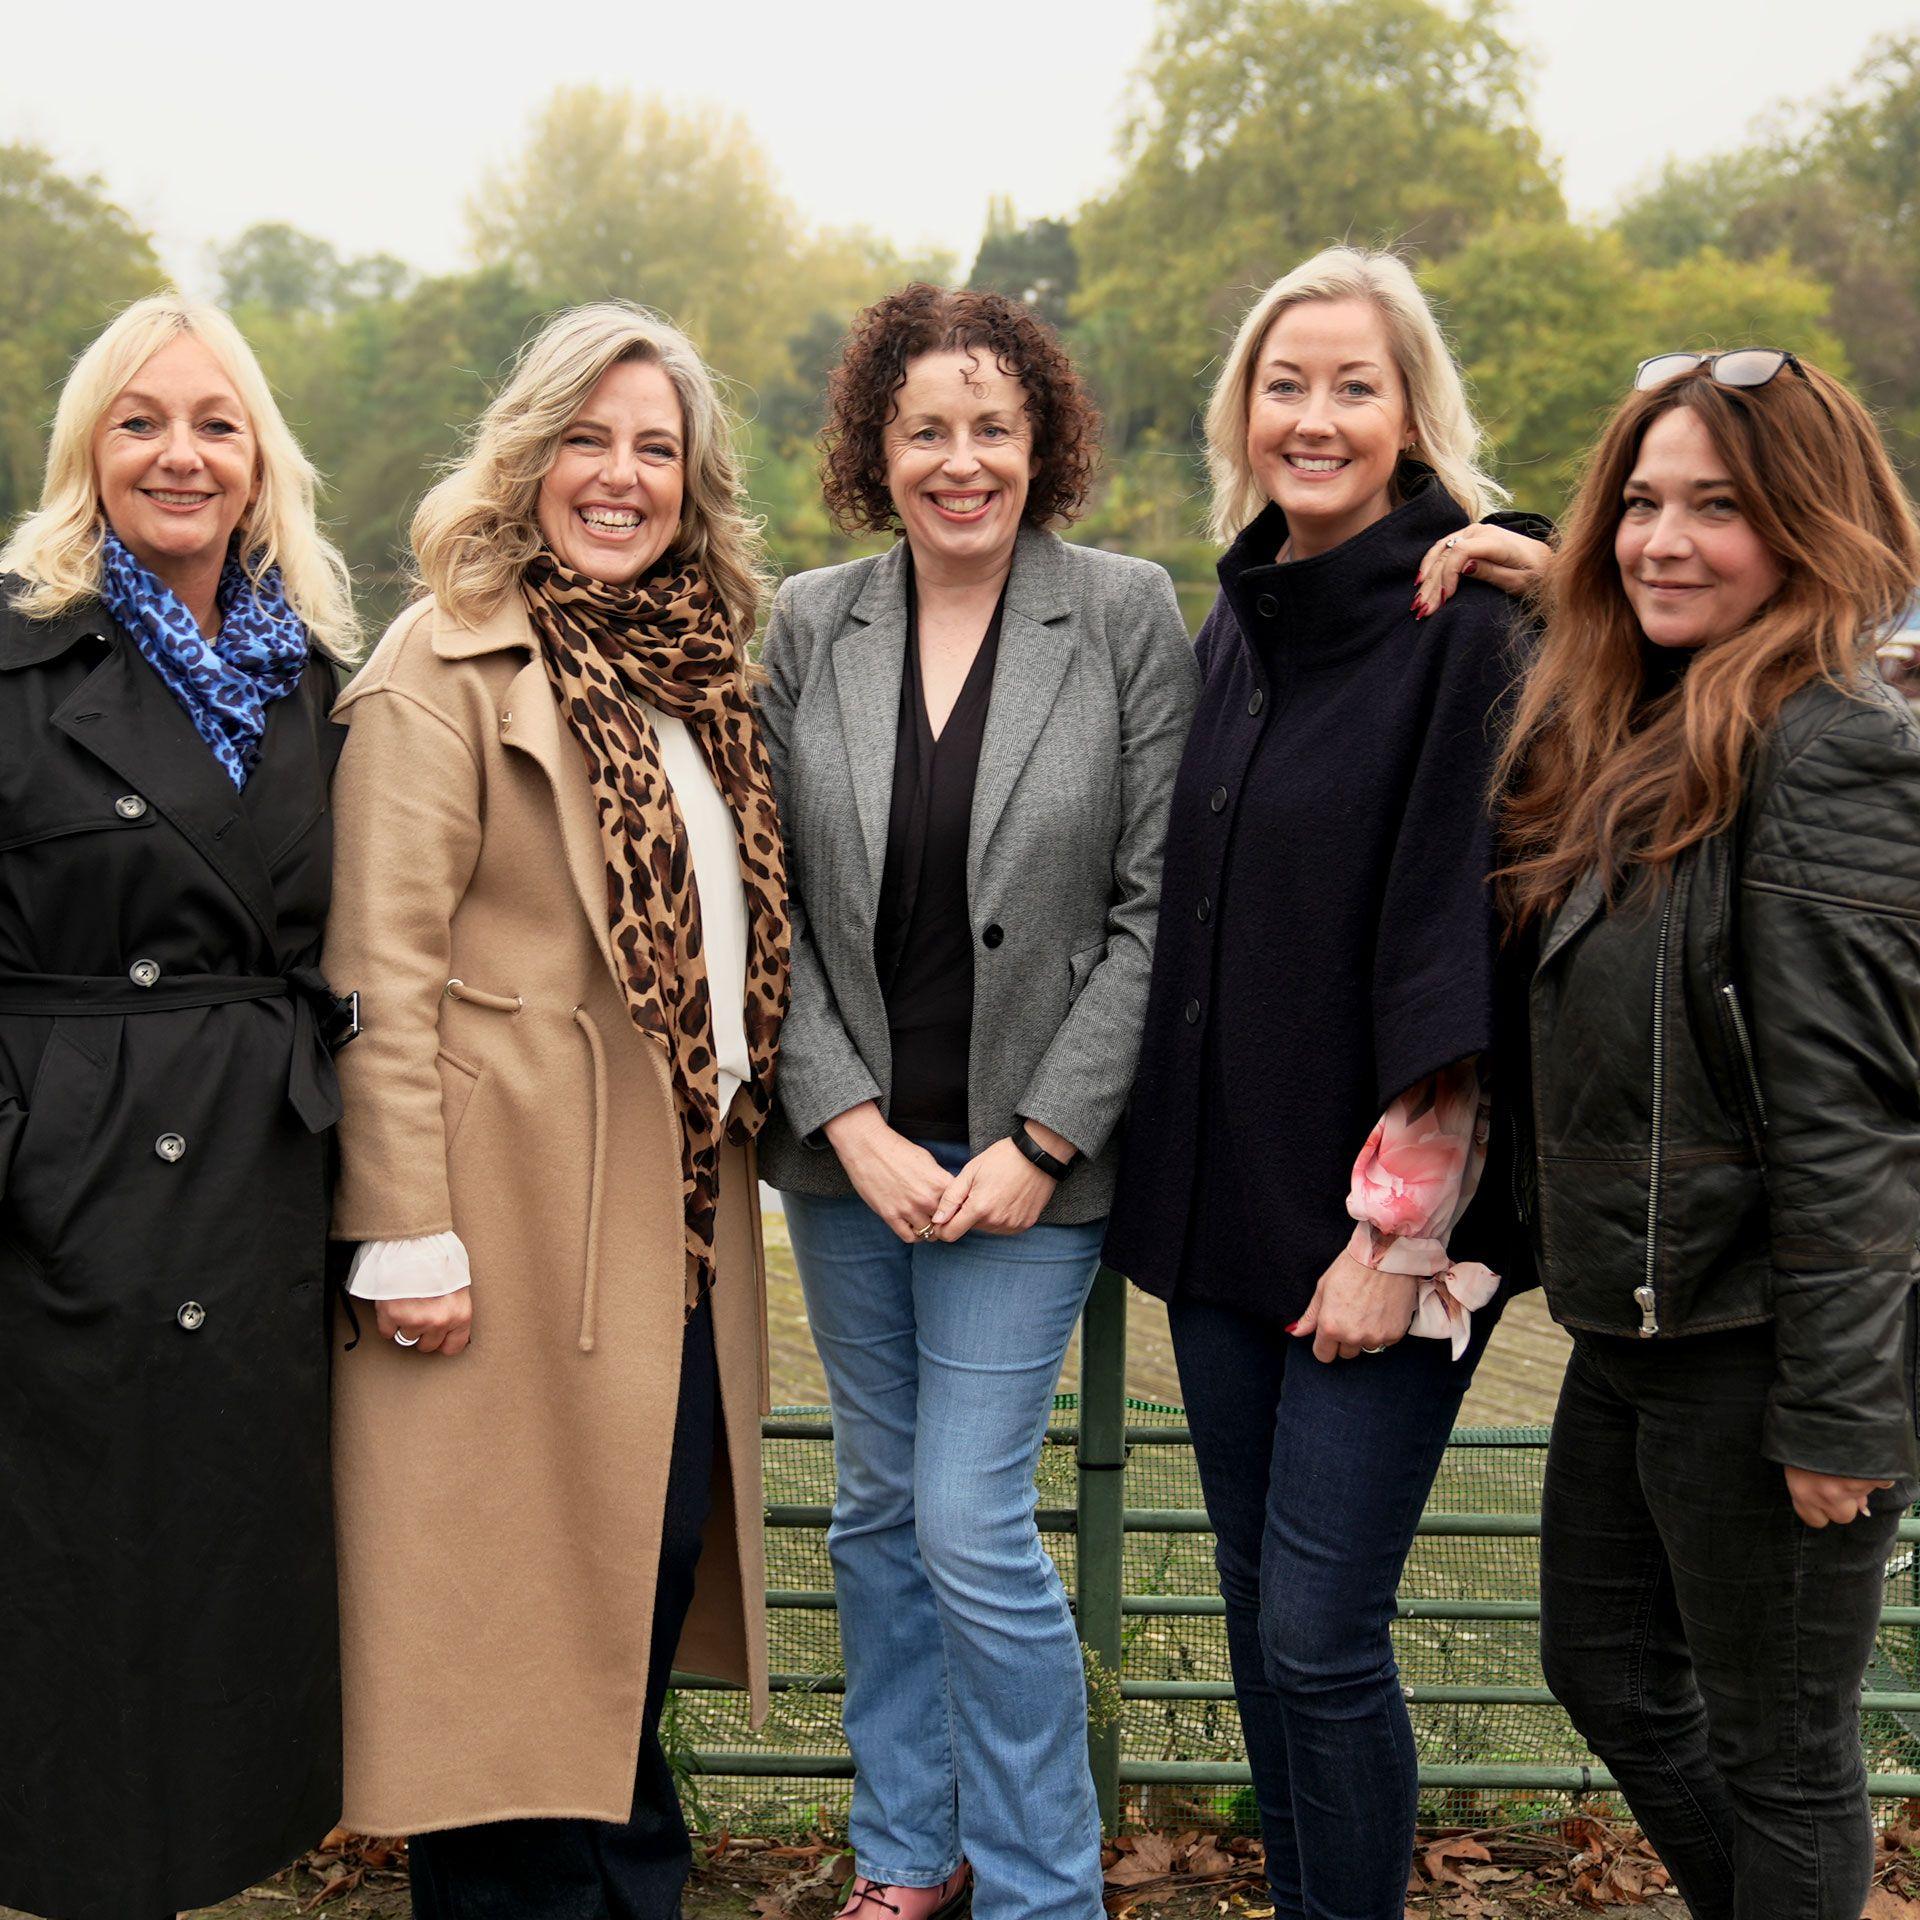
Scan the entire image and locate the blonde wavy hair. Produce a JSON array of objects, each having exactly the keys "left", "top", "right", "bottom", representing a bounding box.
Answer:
[
  {"left": 1204, "top": 246, "right": 1505, "bottom": 545},
  {"left": 2, "top": 293, "right": 360, "bottom": 663},
  {"left": 411, "top": 302, "right": 768, "bottom": 651}
]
